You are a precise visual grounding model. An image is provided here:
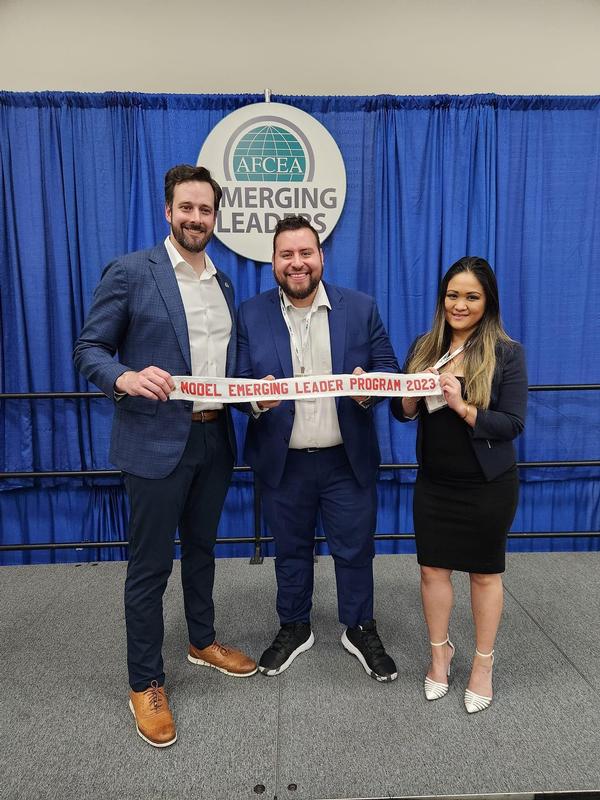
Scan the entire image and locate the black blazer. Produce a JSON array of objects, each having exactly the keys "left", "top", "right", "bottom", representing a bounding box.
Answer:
[{"left": 391, "top": 339, "right": 527, "bottom": 481}]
